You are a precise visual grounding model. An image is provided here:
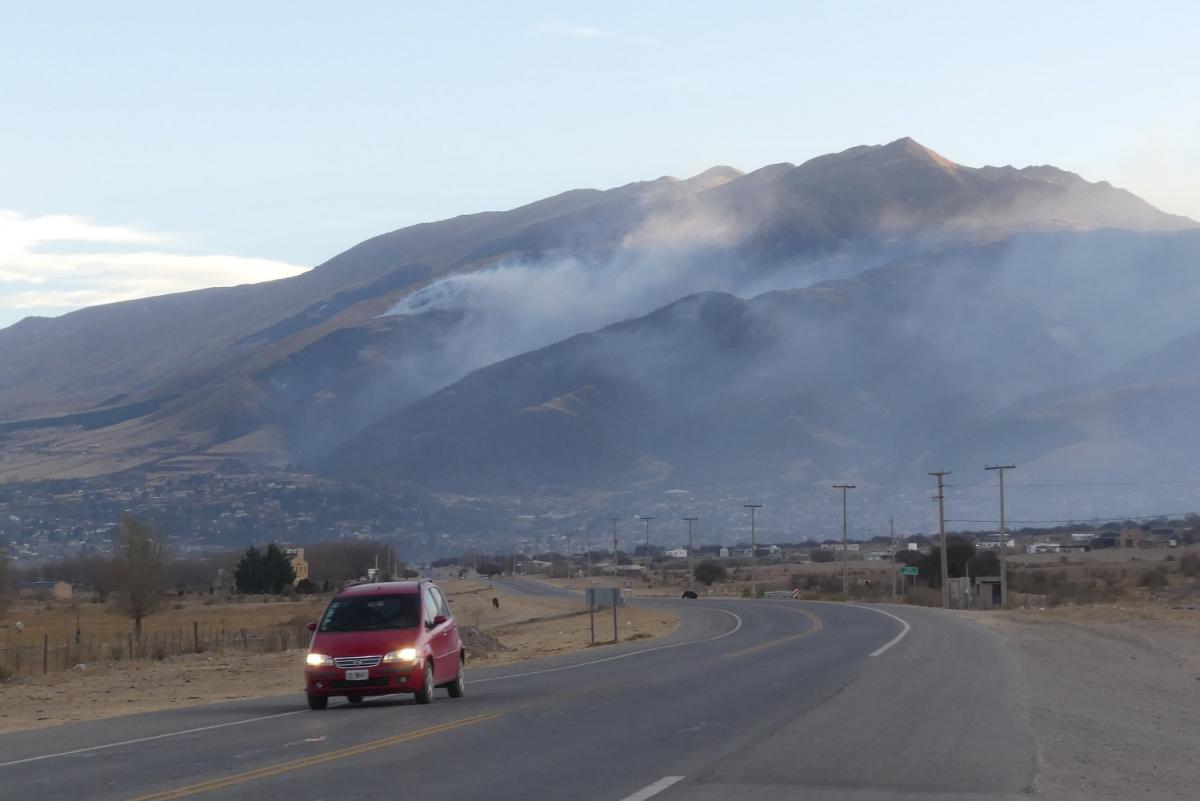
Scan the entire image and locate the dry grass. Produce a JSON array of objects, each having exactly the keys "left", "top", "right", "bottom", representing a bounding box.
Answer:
[
  {"left": 0, "top": 578, "right": 678, "bottom": 733},
  {"left": 1, "top": 595, "right": 323, "bottom": 645}
]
